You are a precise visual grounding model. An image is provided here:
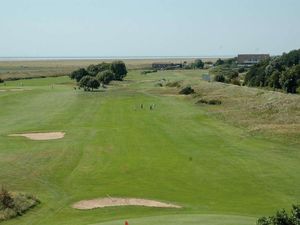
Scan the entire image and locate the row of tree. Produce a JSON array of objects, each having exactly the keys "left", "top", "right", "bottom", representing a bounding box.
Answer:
[
  {"left": 69, "top": 61, "right": 127, "bottom": 91},
  {"left": 245, "top": 49, "right": 300, "bottom": 93},
  {"left": 183, "top": 59, "right": 205, "bottom": 69}
]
